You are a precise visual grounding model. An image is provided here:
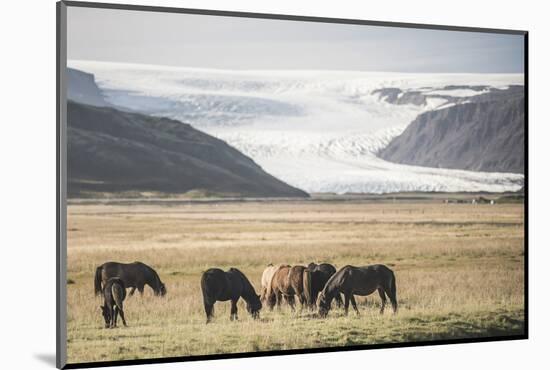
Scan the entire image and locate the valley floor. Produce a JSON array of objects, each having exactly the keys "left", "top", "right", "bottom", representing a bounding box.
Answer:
[{"left": 66, "top": 200, "right": 525, "bottom": 364}]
